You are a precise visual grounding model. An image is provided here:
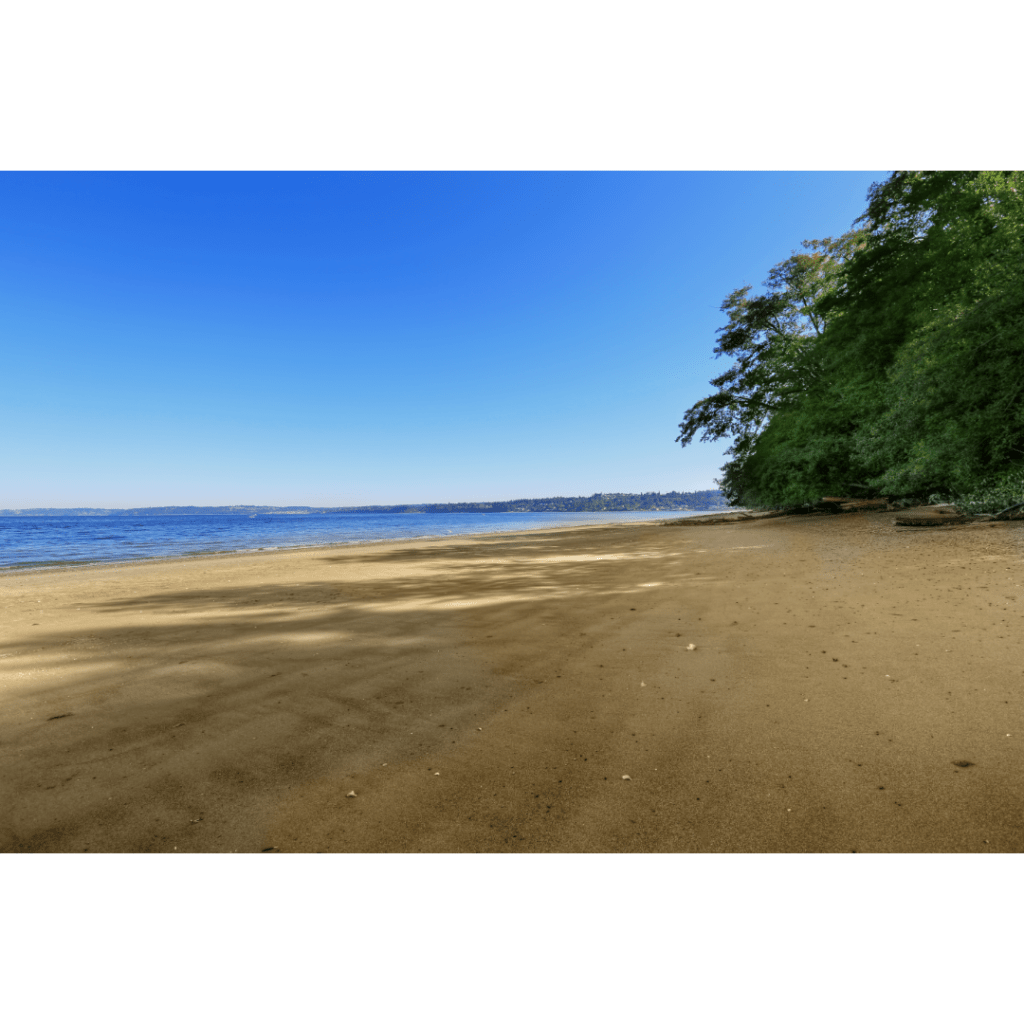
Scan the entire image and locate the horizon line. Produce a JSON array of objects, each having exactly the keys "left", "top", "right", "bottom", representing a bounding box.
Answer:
[{"left": 1, "top": 488, "right": 726, "bottom": 514}]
